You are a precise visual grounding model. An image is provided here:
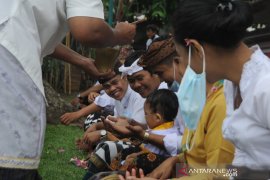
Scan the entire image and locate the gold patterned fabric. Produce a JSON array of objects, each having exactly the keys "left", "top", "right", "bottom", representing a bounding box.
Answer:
[{"left": 138, "top": 37, "right": 176, "bottom": 67}]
